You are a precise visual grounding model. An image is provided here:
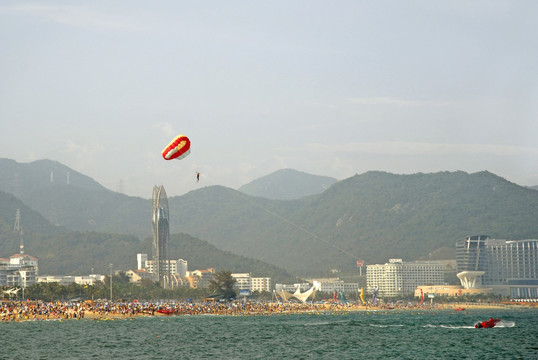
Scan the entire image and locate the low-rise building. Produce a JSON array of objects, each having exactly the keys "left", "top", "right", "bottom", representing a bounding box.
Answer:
[
  {"left": 251, "top": 277, "right": 271, "bottom": 292},
  {"left": 187, "top": 269, "right": 215, "bottom": 288},
  {"left": 137, "top": 253, "right": 188, "bottom": 277},
  {"left": 308, "top": 278, "right": 359, "bottom": 293},
  {"left": 413, "top": 285, "right": 502, "bottom": 298},
  {"left": 36, "top": 274, "right": 106, "bottom": 286},
  {"left": 0, "top": 253, "right": 39, "bottom": 287},
  {"left": 231, "top": 273, "right": 271, "bottom": 292},
  {"left": 276, "top": 279, "right": 359, "bottom": 295},
  {"left": 126, "top": 269, "right": 152, "bottom": 284}
]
